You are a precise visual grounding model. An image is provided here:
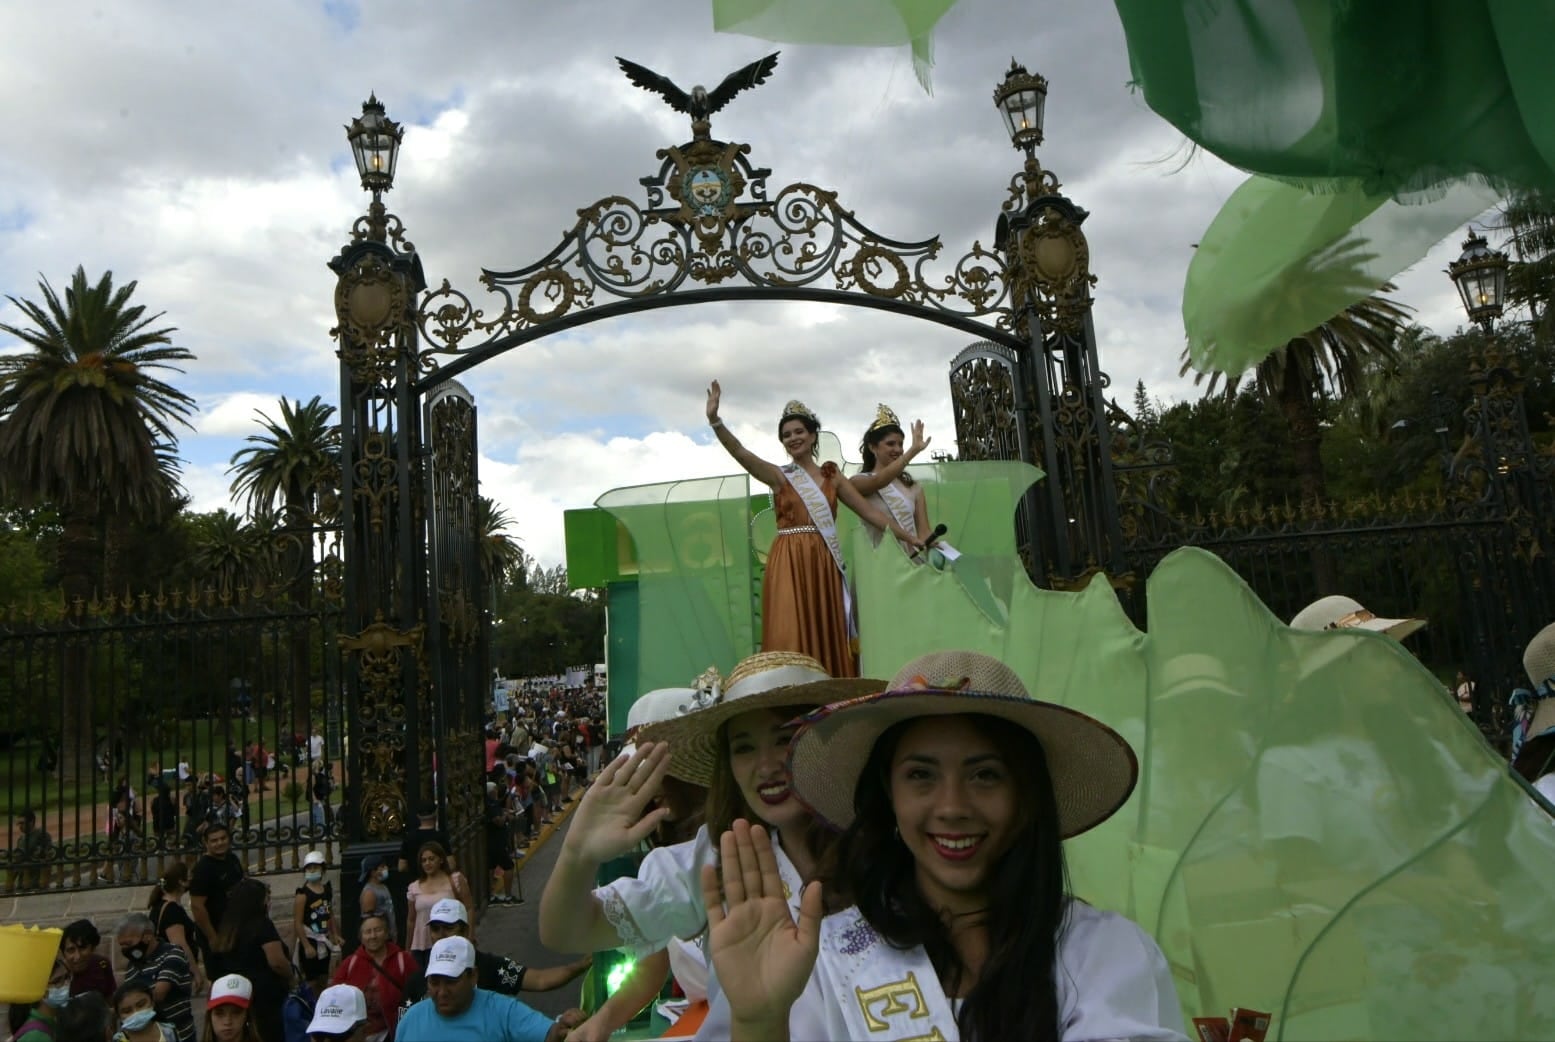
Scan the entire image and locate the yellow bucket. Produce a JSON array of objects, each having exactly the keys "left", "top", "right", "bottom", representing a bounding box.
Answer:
[{"left": 0, "top": 925, "right": 62, "bottom": 1003}]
